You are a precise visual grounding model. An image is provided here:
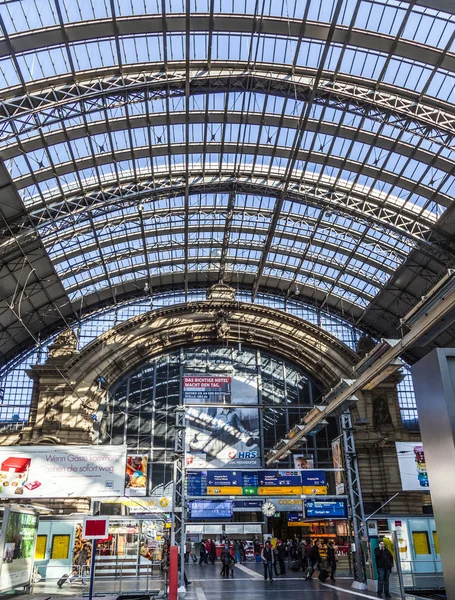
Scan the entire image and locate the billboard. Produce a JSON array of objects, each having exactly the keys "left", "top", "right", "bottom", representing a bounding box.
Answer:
[
  {"left": 185, "top": 406, "right": 260, "bottom": 468},
  {"left": 125, "top": 455, "right": 148, "bottom": 497},
  {"left": 293, "top": 454, "right": 314, "bottom": 469},
  {"left": 0, "top": 446, "right": 126, "bottom": 498},
  {"left": 183, "top": 376, "right": 232, "bottom": 404},
  {"left": 396, "top": 442, "right": 430, "bottom": 491},
  {"left": 0, "top": 508, "right": 38, "bottom": 593},
  {"left": 331, "top": 436, "right": 345, "bottom": 494}
]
